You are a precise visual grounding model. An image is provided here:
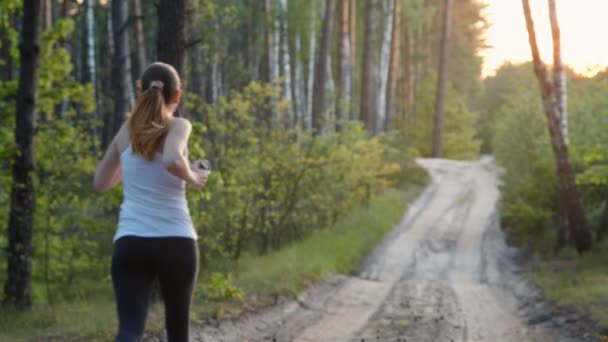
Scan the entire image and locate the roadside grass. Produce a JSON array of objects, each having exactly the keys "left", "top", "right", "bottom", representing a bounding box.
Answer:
[
  {"left": 0, "top": 186, "right": 424, "bottom": 341},
  {"left": 531, "top": 234, "right": 608, "bottom": 333}
]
